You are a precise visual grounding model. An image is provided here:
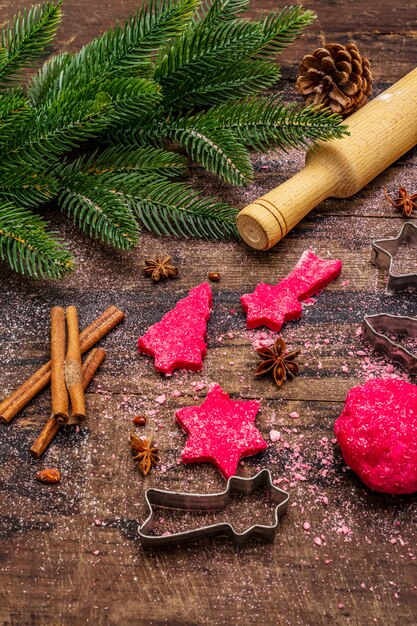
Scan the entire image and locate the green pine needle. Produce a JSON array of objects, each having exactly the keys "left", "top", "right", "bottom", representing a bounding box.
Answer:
[
  {"left": 57, "top": 171, "right": 140, "bottom": 250},
  {"left": 9, "top": 77, "right": 160, "bottom": 162},
  {"left": 0, "top": 161, "right": 59, "bottom": 208},
  {"left": 126, "top": 178, "right": 239, "bottom": 240},
  {"left": 85, "top": 145, "right": 187, "bottom": 179},
  {"left": 194, "top": 97, "right": 348, "bottom": 152},
  {"left": 199, "top": 0, "right": 250, "bottom": 23},
  {"left": 167, "top": 114, "right": 253, "bottom": 185},
  {"left": 58, "top": 0, "right": 199, "bottom": 92},
  {"left": 0, "top": 202, "right": 73, "bottom": 279},
  {"left": 0, "top": 1, "right": 62, "bottom": 86},
  {"left": 254, "top": 6, "right": 316, "bottom": 59},
  {"left": 28, "top": 51, "right": 72, "bottom": 105},
  {"left": 154, "top": 20, "right": 264, "bottom": 99},
  {"left": 0, "top": 90, "right": 32, "bottom": 144},
  {"left": 162, "top": 58, "right": 281, "bottom": 110},
  {"left": 67, "top": 153, "right": 239, "bottom": 240}
]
